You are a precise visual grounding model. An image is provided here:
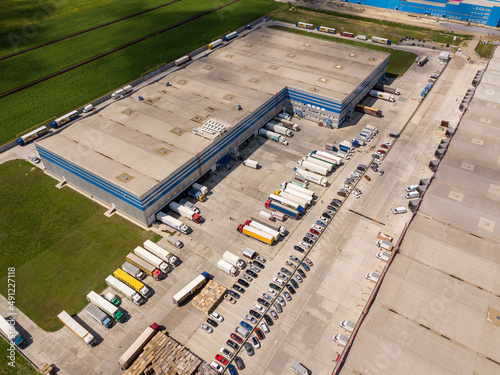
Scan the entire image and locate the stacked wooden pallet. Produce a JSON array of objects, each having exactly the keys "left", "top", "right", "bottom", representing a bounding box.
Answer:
[
  {"left": 124, "top": 331, "right": 217, "bottom": 375},
  {"left": 191, "top": 279, "right": 226, "bottom": 314}
]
